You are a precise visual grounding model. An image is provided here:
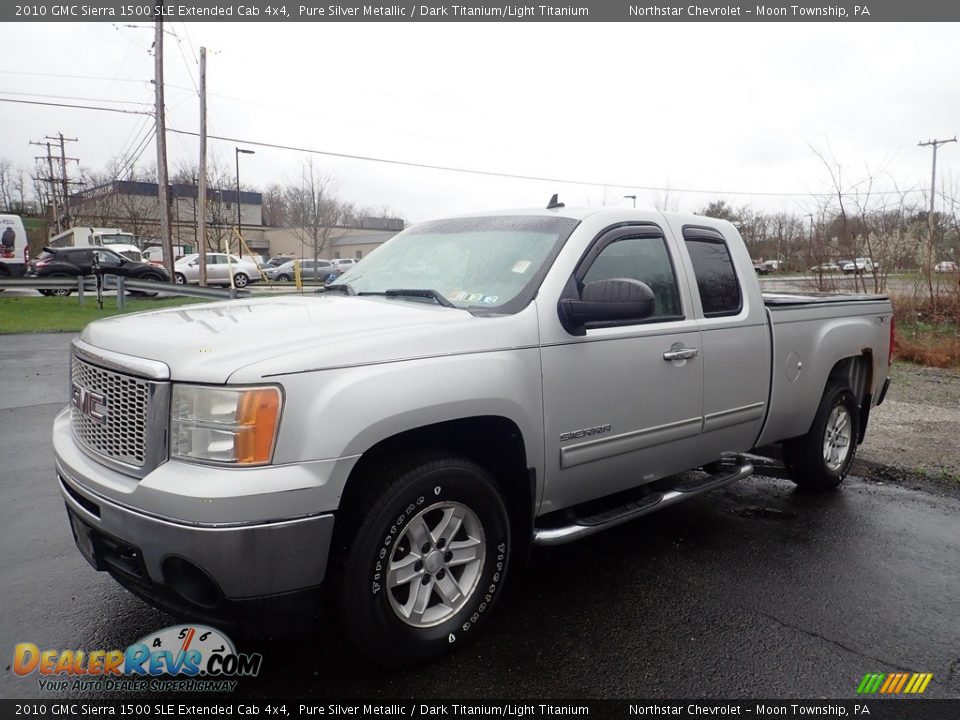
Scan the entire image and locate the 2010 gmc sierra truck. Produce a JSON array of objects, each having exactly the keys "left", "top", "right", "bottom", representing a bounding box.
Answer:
[{"left": 55, "top": 206, "right": 894, "bottom": 663}]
